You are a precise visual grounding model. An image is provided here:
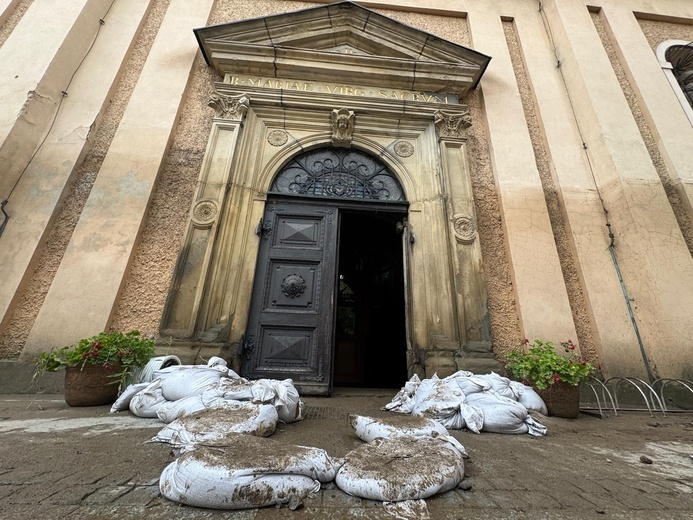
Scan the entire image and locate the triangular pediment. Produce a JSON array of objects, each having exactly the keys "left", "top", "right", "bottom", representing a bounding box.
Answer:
[{"left": 194, "top": 1, "right": 490, "bottom": 96}]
